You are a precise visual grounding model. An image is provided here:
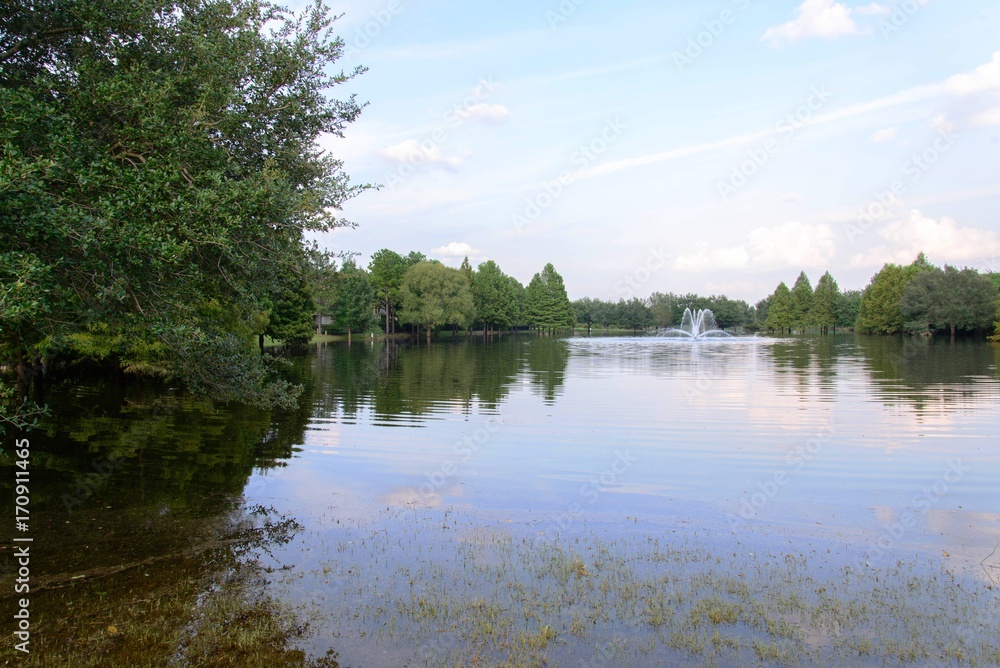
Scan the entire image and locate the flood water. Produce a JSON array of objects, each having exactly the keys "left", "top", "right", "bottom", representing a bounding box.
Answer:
[{"left": 3, "top": 334, "right": 1000, "bottom": 666}]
